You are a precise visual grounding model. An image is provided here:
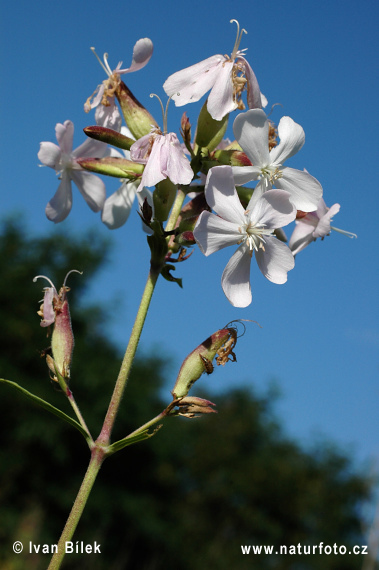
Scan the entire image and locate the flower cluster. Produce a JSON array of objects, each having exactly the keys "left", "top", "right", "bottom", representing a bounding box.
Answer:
[{"left": 38, "top": 20, "right": 355, "bottom": 307}]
